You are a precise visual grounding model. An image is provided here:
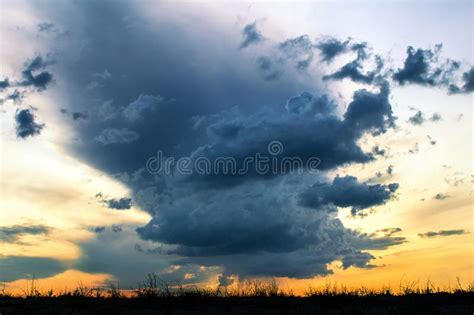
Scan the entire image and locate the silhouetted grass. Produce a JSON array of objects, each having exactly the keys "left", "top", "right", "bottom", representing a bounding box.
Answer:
[{"left": 1, "top": 274, "right": 473, "bottom": 314}]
